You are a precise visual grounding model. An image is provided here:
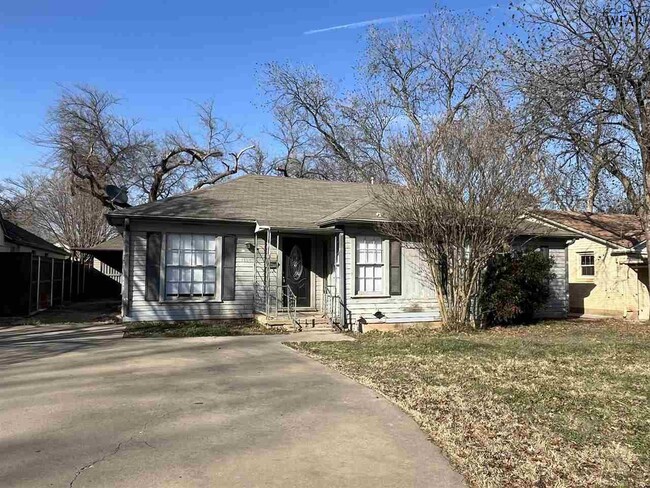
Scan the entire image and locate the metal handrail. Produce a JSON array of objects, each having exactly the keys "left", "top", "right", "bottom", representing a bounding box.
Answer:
[
  {"left": 323, "top": 285, "right": 339, "bottom": 328},
  {"left": 323, "top": 285, "right": 353, "bottom": 331},
  {"left": 283, "top": 285, "right": 299, "bottom": 332}
]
